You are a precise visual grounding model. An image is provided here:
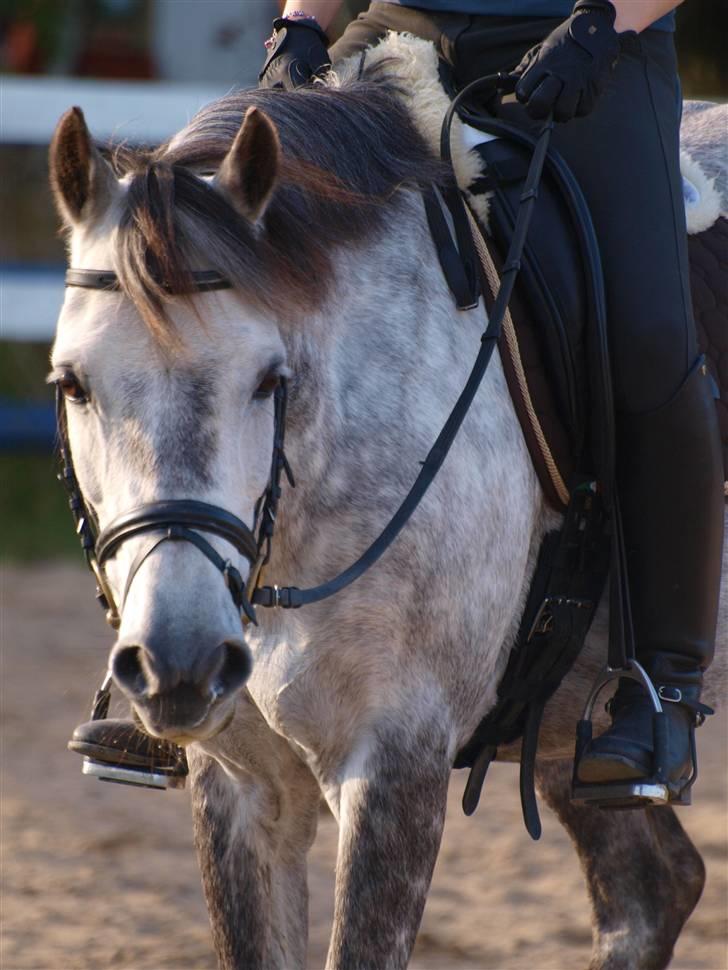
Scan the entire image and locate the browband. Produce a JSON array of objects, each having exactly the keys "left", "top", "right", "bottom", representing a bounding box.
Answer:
[{"left": 65, "top": 268, "right": 232, "bottom": 293}]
